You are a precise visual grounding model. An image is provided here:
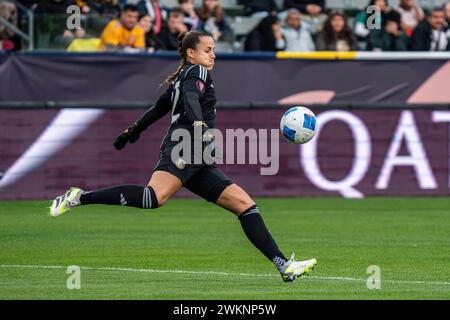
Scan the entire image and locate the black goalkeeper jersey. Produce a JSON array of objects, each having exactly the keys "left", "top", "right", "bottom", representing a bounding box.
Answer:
[{"left": 133, "top": 63, "right": 217, "bottom": 150}]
